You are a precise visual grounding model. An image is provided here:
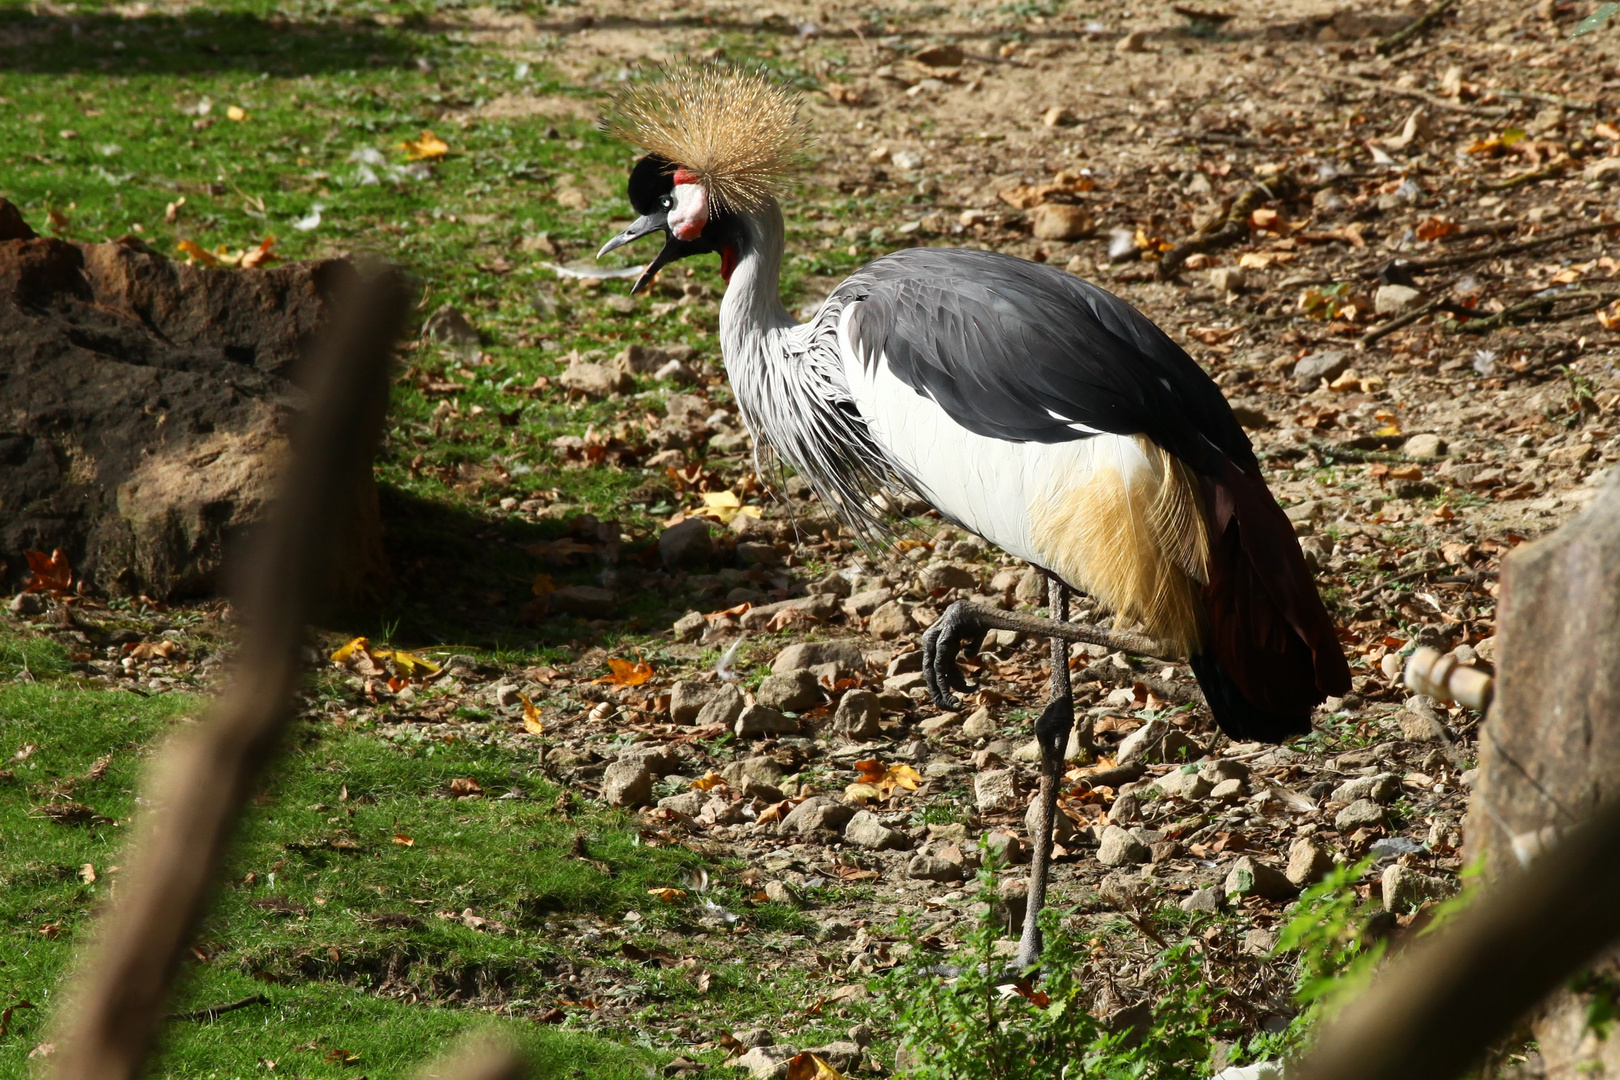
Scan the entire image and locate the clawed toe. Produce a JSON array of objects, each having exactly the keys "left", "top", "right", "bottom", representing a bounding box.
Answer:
[{"left": 921, "top": 602, "right": 977, "bottom": 711}]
